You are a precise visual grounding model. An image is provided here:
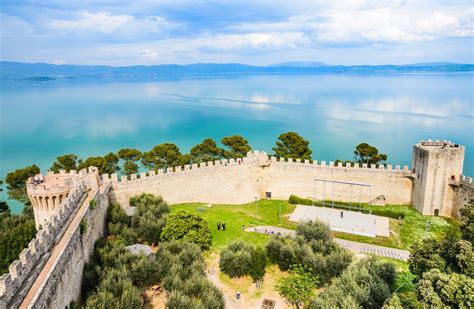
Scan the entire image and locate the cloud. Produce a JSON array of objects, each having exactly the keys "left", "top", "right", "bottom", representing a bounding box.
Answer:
[
  {"left": 45, "top": 11, "right": 179, "bottom": 39},
  {"left": 140, "top": 49, "right": 159, "bottom": 60}
]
